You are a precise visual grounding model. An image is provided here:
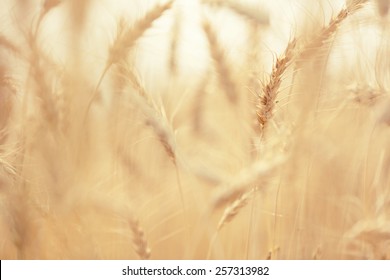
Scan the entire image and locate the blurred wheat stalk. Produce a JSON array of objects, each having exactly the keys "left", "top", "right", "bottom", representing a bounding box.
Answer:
[{"left": 0, "top": 0, "right": 389, "bottom": 259}]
